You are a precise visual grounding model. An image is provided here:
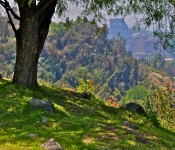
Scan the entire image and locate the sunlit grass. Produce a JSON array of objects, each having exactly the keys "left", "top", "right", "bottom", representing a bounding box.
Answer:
[{"left": 0, "top": 79, "right": 175, "bottom": 150}]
